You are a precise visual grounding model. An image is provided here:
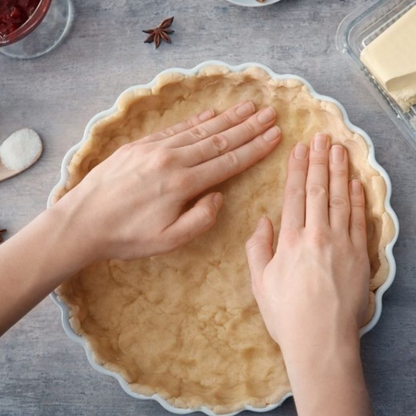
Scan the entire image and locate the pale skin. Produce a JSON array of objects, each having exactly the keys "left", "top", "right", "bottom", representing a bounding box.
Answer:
[
  {"left": 0, "top": 102, "right": 371, "bottom": 415},
  {"left": 246, "top": 133, "right": 372, "bottom": 416}
]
